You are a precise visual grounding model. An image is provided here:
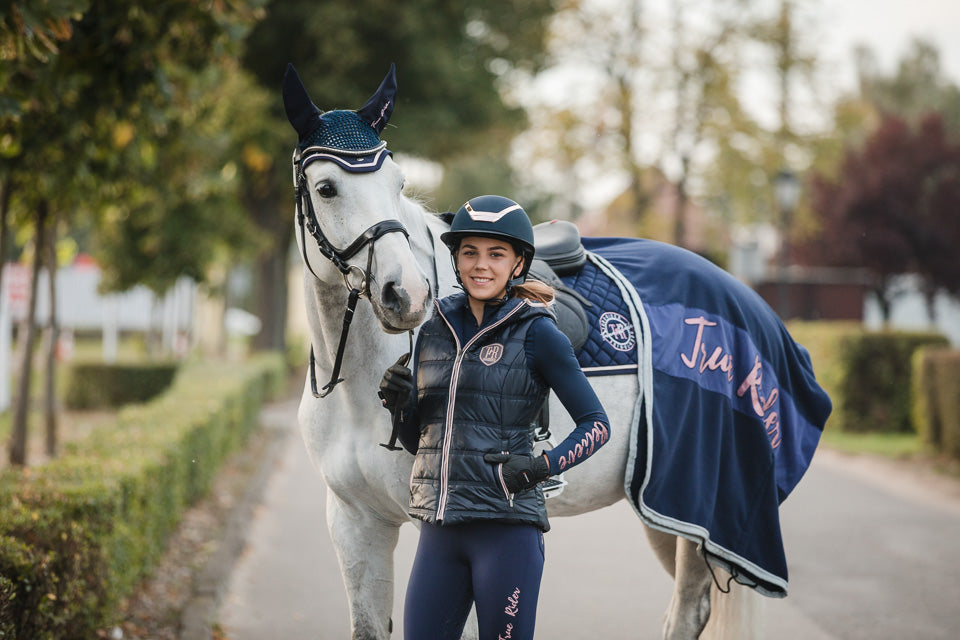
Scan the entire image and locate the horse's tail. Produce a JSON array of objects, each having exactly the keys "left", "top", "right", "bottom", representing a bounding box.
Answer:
[{"left": 700, "top": 572, "right": 765, "bottom": 640}]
